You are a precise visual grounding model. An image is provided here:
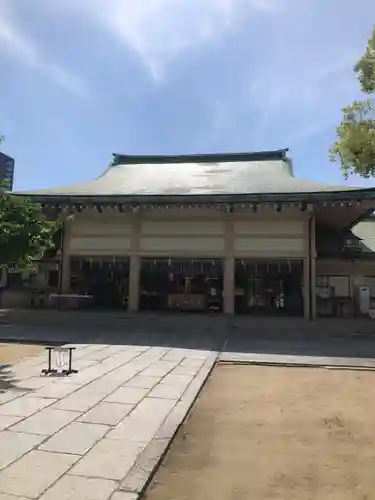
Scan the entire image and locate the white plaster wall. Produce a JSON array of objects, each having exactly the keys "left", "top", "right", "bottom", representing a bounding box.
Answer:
[
  {"left": 71, "top": 217, "right": 132, "bottom": 237},
  {"left": 69, "top": 212, "right": 133, "bottom": 255},
  {"left": 141, "top": 221, "right": 225, "bottom": 236},
  {"left": 234, "top": 219, "right": 304, "bottom": 236},
  {"left": 233, "top": 219, "right": 305, "bottom": 257},
  {"left": 234, "top": 237, "right": 305, "bottom": 256},
  {"left": 68, "top": 210, "right": 307, "bottom": 259},
  {"left": 69, "top": 237, "right": 132, "bottom": 255},
  {"left": 140, "top": 237, "right": 225, "bottom": 254}
]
